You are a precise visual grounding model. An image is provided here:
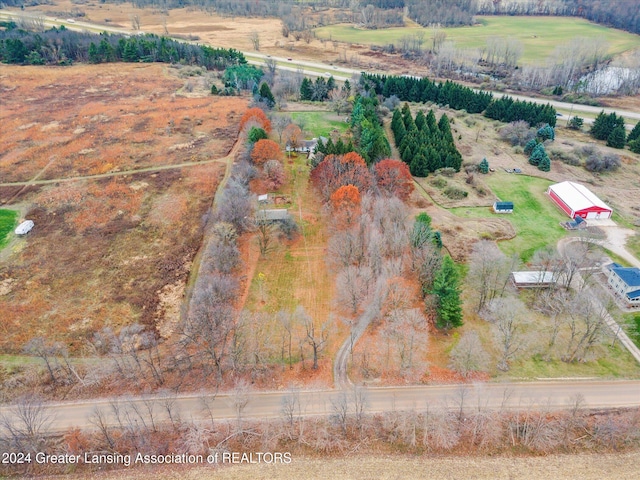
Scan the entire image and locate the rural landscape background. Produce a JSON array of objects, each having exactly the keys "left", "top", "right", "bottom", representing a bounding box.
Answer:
[{"left": 1, "top": 0, "right": 640, "bottom": 478}]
